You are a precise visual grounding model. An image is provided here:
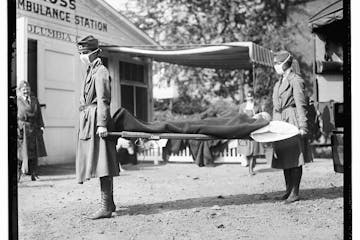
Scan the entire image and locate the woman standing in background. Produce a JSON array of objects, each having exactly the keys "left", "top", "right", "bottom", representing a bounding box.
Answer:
[
  {"left": 17, "top": 81, "right": 47, "bottom": 181},
  {"left": 238, "top": 90, "right": 264, "bottom": 175}
]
